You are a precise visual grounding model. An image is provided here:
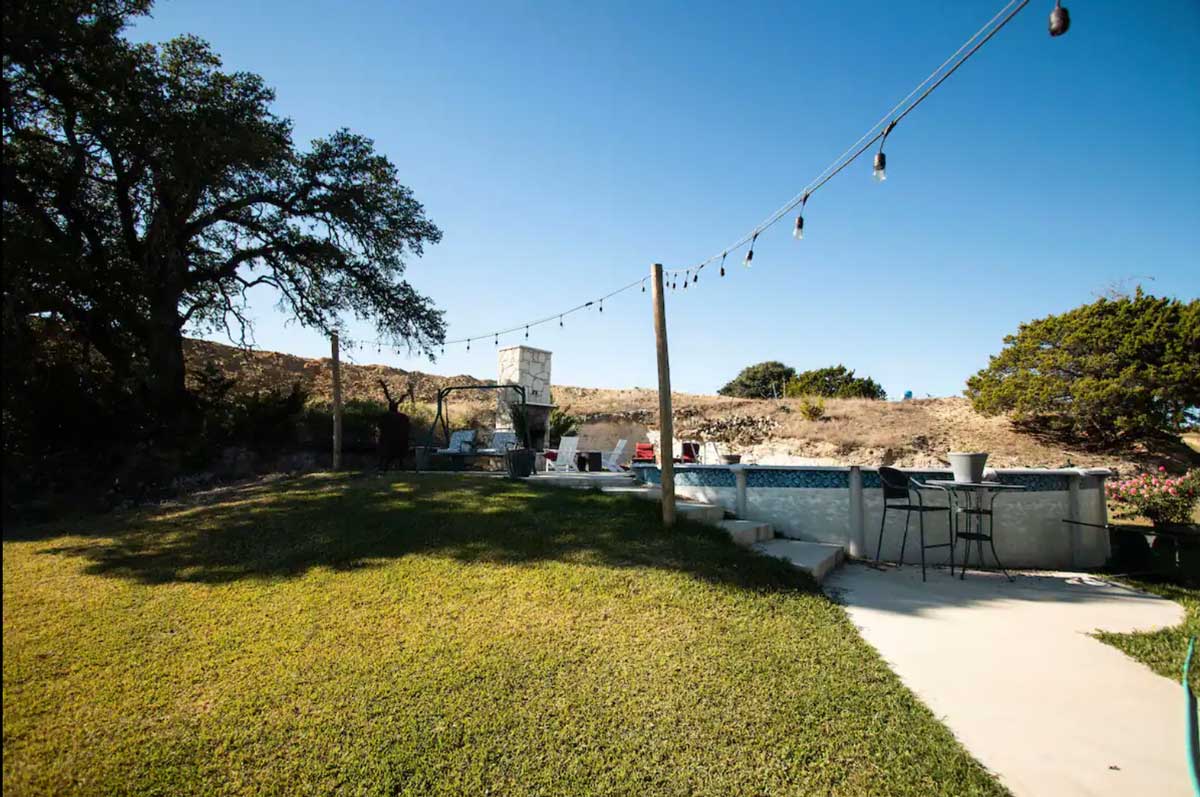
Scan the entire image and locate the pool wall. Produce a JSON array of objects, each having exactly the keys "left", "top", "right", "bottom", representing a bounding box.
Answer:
[{"left": 632, "top": 464, "right": 1112, "bottom": 570}]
